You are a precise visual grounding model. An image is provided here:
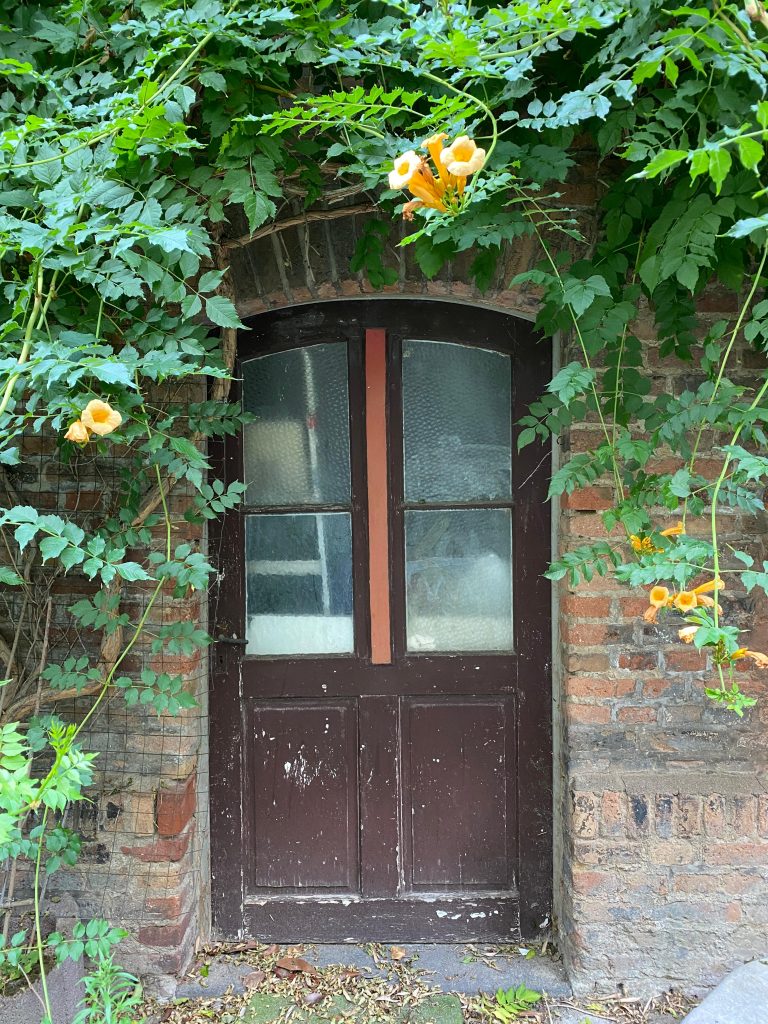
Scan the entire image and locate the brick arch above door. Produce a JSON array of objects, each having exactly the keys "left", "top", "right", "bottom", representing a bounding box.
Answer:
[{"left": 221, "top": 208, "right": 545, "bottom": 323}]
